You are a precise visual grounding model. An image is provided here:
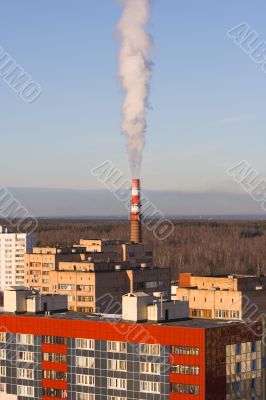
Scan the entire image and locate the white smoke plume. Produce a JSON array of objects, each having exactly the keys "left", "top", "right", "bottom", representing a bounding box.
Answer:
[{"left": 117, "top": 0, "right": 153, "bottom": 177}]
